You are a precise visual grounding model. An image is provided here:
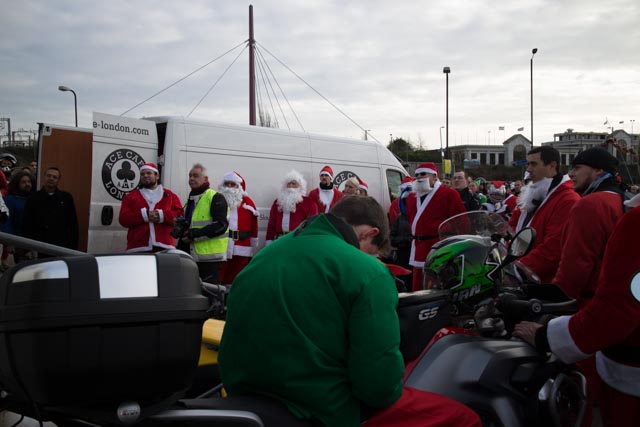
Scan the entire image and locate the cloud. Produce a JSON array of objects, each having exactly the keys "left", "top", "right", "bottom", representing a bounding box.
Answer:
[{"left": 1, "top": 0, "right": 639, "bottom": 147}]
